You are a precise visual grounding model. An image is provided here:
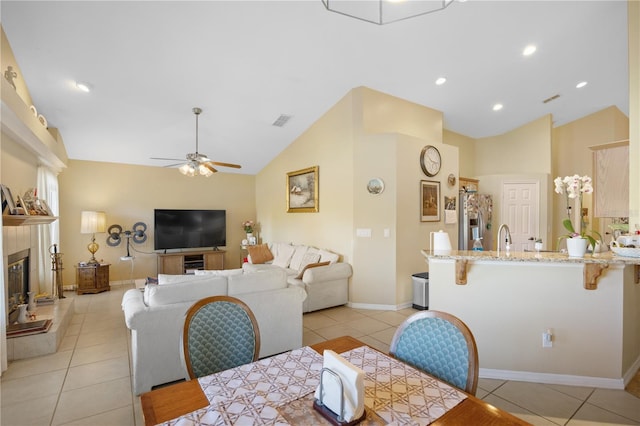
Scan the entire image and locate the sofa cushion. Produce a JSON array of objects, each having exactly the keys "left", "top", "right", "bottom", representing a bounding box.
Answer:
[
  {"left": 228, "top": 269, "right": 287, "bottom": 296},
  {"left": 273, "top": 244, "right": 295, "bottom": 268},
  {"left": 146, "top": 277, "right": 228, "bottom": 307},
  {"left": 247, "top": 244, "right": 274, "bottom": 264},
  {"left": 194, "top": 268, "right": 244, "bottom": 276},
  {"left": 298, "top": 251, "right": 321, "bottom": 271},
  {"left": 319, "top": 249, "right": 340, "bottom": 264},
  {"left": 157, "top": 274, "right": 212, "bottom": 285},
  {"left": 296, "top": 261, "right": 330, "bottom": 279},
  {"left": 288, "top": 245, "right": 309, "bottom": 271}
]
